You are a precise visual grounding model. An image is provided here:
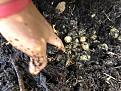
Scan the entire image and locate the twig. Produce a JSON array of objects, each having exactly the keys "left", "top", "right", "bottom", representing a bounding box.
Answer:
[
  {"left": 114, "top": 66, "right": 121, "bottom": 69},
  {"left": 10, "top": 57, "right": 25, "bottom": 91},
  {"left": 103, "top": 73, "right": 116, "bottom": 80},
  {"left": 103, "top": 11, "right": 114, "bottom": 23}
]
